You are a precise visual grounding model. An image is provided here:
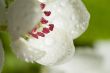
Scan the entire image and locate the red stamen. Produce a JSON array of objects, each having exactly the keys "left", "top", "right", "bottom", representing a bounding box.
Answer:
[
  {"left": 49, "top": 24, "right": 54, "bottom": 31},
  {"left": 37, "top": 32, "right": 45, "bottom": 37},
  {"left": 42, "top": 28, "right": 50, "bottom": 34},
  {"left": 41, "top": 17, "right": 48, "bottom": 24},
  {"left": 29, "top": 32, "right": 38, "bottom": 39},
  {"left": 44, "top": 11, "right": 51, "bottom": 16},
  {"left": 28, "top": 3, "right": 54, "bottom": 39},
  {"left": 40, "top": 3, "right": 45, "bottom": 10}
]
